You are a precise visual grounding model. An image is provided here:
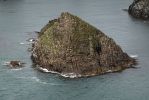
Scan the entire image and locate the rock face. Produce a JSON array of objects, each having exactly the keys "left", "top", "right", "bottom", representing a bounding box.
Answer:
[
  {"left": 128, "top": 0, "right": 149, "bottom": 19},
  {"left": 31, "top": 12, "right": 136, "bottom": 78}
]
